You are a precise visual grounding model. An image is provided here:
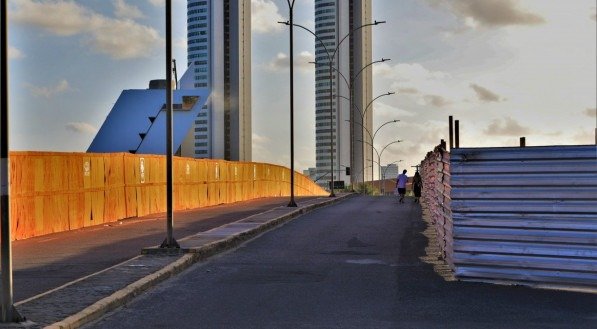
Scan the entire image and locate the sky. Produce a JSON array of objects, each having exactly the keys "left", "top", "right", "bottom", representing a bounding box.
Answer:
[{"left": 5, "top": 0, "right": 597, "bottom": 178}]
